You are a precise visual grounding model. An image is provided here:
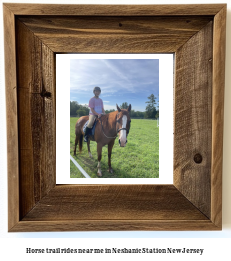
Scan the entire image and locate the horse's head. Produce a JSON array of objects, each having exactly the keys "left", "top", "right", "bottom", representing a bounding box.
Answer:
[{"left": 116, "top": 104, "right": 131, "bottom": 147}]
